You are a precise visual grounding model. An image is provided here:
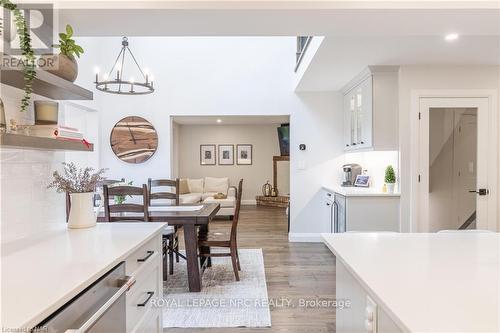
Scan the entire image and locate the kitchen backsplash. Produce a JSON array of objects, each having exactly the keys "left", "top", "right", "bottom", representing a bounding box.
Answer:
[
  {"left": 1, "top": 85, "right": 99, "bottom": 243},
  {"left": 1, "top": 149, "right": 66, "bottom": 243},
  {"left": 344, "top": 150, "right": 399, "bottom": 190}
]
